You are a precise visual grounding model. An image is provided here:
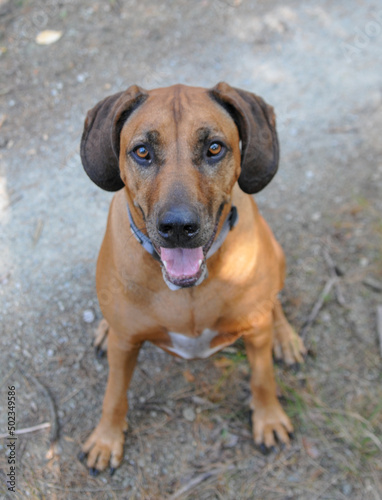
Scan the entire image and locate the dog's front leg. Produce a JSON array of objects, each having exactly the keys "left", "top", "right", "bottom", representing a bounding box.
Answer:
[
  {"left": 80, "top": 328, "right": 141, "bottom": 475},
  {"left": 244, "top": 311, "right": 293, "bottom": 451}
]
